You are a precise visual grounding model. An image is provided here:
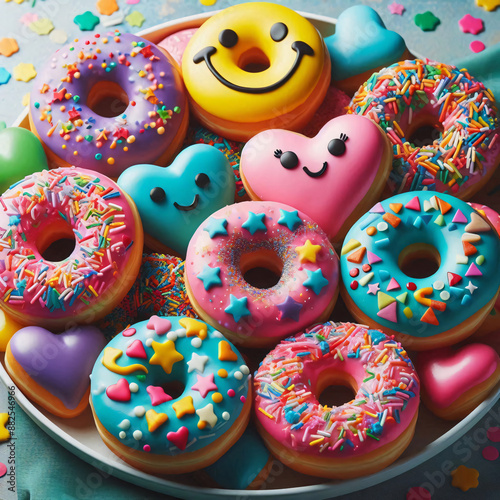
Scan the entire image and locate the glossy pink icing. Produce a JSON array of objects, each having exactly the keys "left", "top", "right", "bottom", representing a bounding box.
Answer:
[
  {"left": 240, "top": 114, "right": 388, "bottom": 241},
  {"left": 158, "top": 28, "right": 197, "bottom": 67},
  {"left": 185, "top": 201, "right": 339, "bottom": 344},
  {"left": 254, "top": 322, "right": 420, "bottom": 458},
  {"left": 417, "top": 343, "right": 500, "bottom": 409}
]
